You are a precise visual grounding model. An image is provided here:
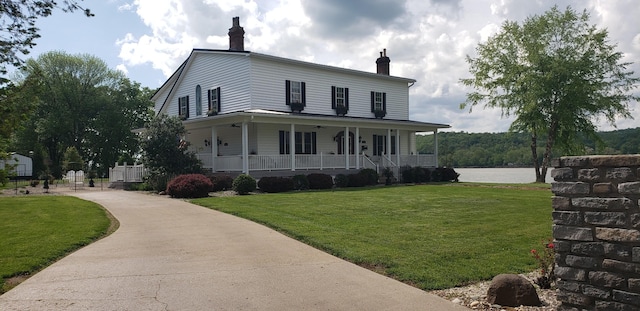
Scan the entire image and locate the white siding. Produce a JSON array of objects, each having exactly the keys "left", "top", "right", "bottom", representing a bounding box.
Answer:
[
  {"left": 250, "top": 57, "right": 410, "bottom": 120},
  {"left": 164, "top": 52, "right": 252, "bottom": 119}
]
